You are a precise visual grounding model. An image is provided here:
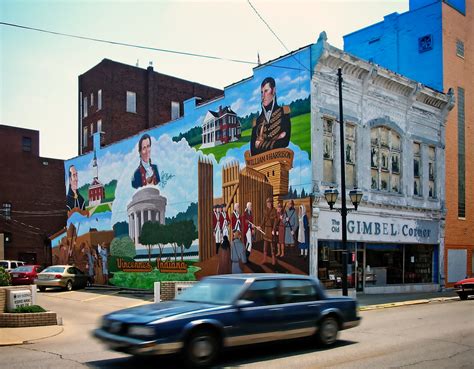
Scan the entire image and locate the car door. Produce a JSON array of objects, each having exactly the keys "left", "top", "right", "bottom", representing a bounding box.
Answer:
[
  {"left": 277, "top": 279, "right": 322, "bottom": 339},
  {"left": 74, "top": 268, "right": 87, "bottom": 288},
  {"left": 231, "top": 279, "right": 281, "bottom": 346}
]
